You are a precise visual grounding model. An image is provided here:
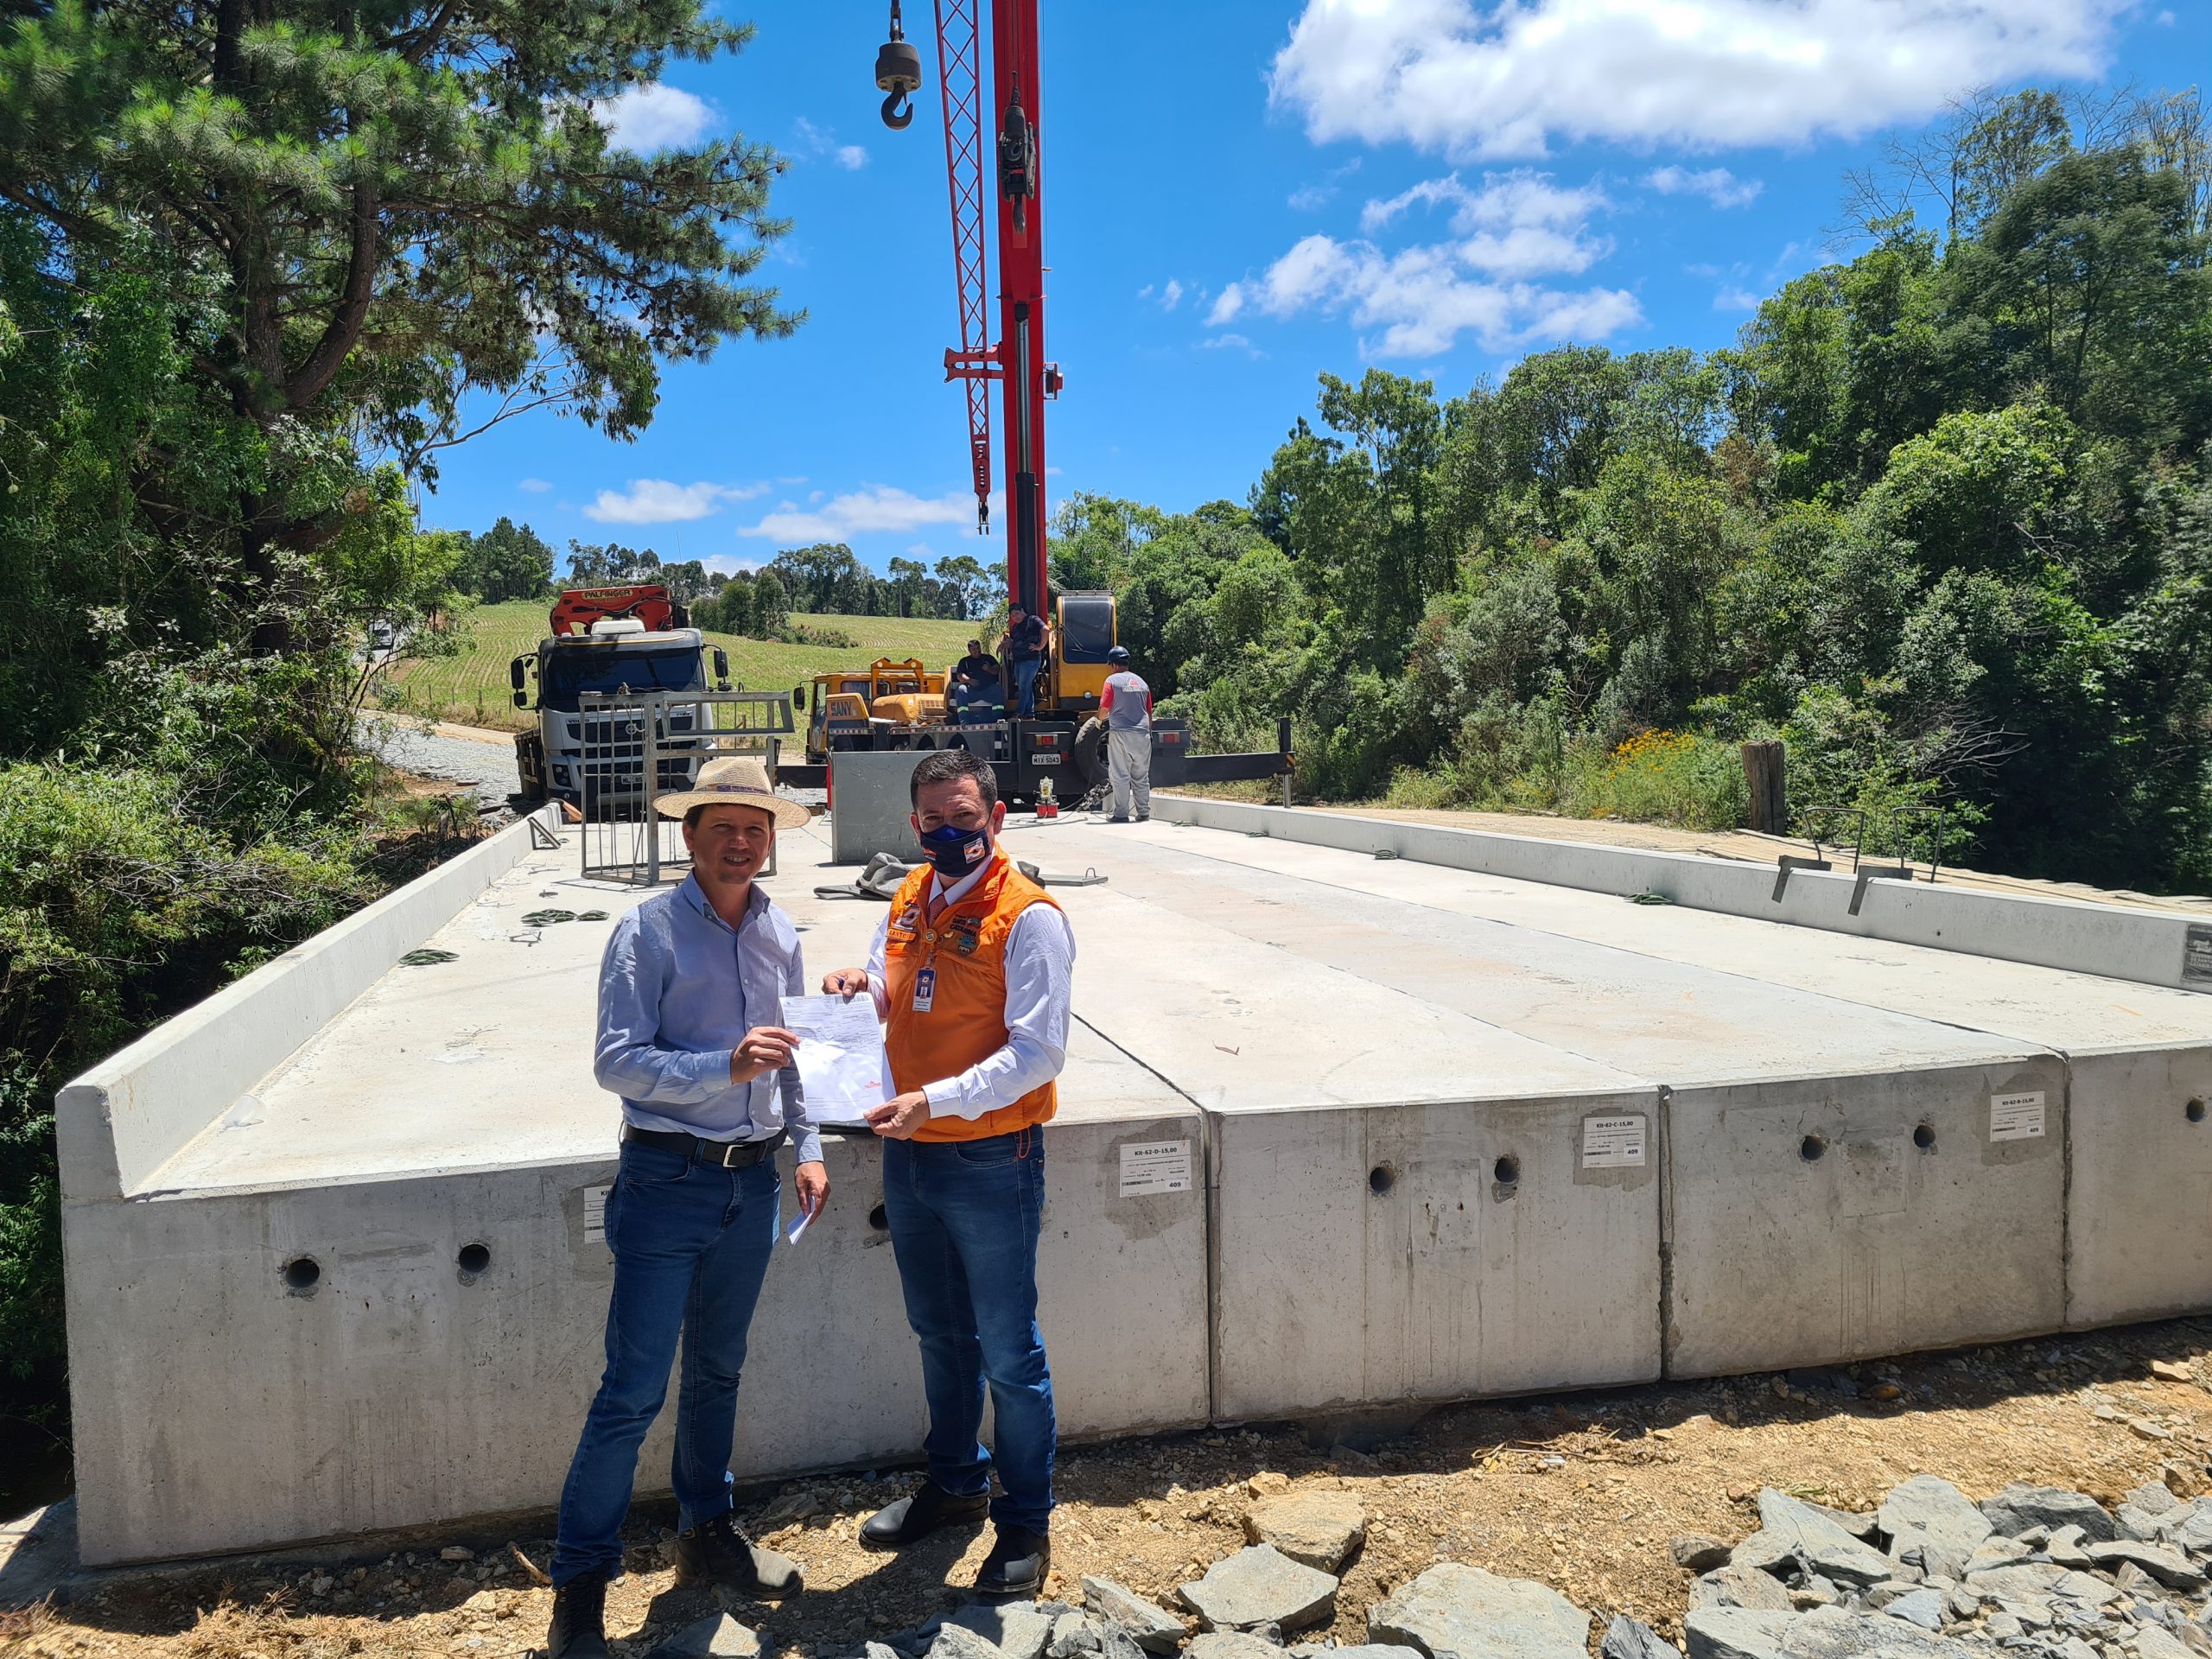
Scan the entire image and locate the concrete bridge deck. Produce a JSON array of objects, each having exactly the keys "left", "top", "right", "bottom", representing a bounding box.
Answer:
[{"left": 55, "top": 804, "right": 2212, "bottom": 1565}]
